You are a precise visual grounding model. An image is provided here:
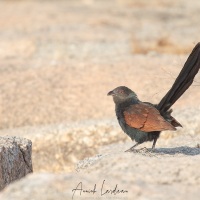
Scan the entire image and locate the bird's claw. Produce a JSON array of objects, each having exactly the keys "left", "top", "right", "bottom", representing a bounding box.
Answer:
[
  {"left": 139, "top": 147, "right": 149, "bottom": 153},
  {"left": 125, "top": 147, "right": 138, "bottom": 153},
  {"left": 125, "top": 147, "right": 153, "bottom": 153}
]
